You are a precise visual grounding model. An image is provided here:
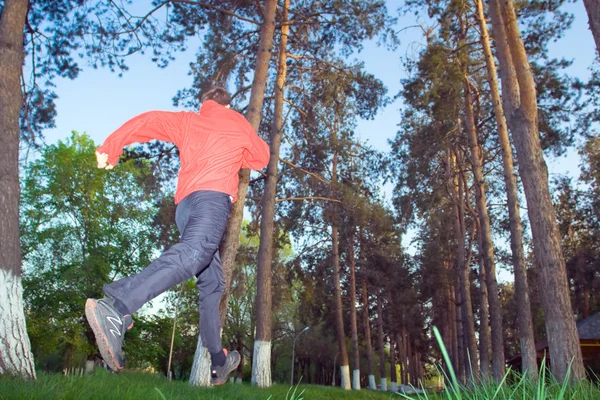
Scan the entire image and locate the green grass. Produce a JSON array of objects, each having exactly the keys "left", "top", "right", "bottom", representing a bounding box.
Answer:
[
  {"left": 393, "top": 327, "right": 600, "bottom": 400},
  {"left": 0, "top": 370, "right": 399, "bottom": 400},
  {"left": 3, "top": 330, "right": 600, "bottom": 400},
  {"left": 1, "top": 368, "right": 599, "bottom": 400}
]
